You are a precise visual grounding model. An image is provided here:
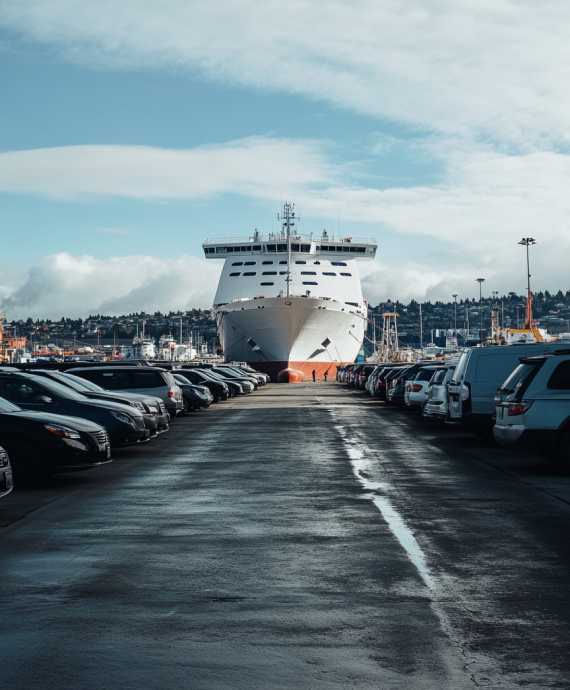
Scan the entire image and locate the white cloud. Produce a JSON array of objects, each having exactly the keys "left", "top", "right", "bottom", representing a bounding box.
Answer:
[
  {"left": 0, "top": 253, "right": 222, "bottom": 320},
  {"left": 0, "top": 137, "right": 331, "bottom": 200},
  {"left": 1, "top": 0, "right": 570, "bottom": 146}
]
